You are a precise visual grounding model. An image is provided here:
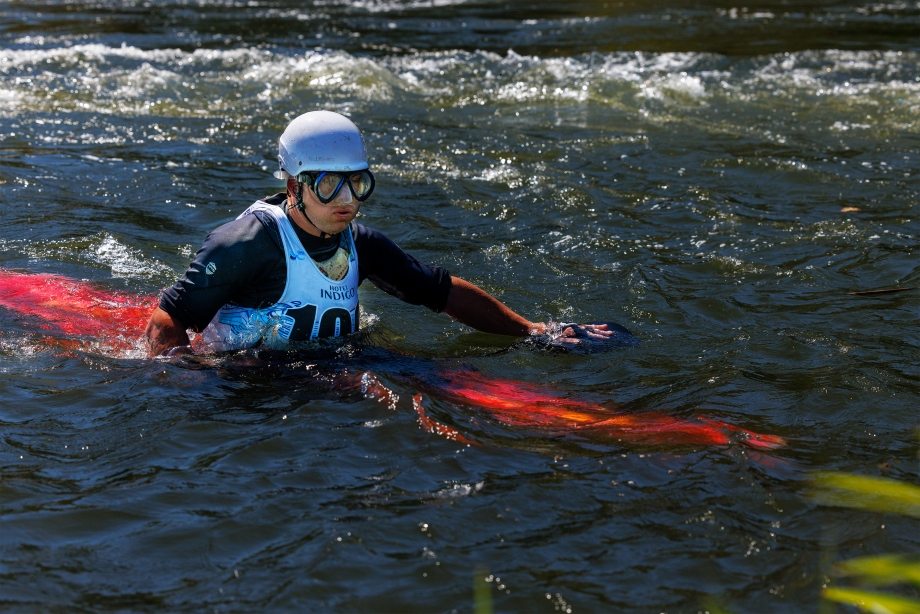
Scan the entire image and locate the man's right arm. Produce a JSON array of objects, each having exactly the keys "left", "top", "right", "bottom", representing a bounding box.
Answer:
[{"left": 145, "top": 307, "right": 191, "bottom": 357}]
